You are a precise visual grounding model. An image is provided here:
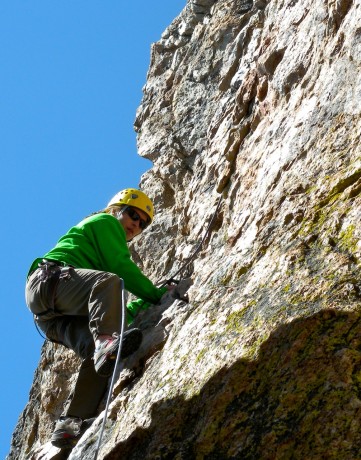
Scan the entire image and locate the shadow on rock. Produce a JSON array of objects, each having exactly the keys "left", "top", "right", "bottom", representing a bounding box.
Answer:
[{"left": 105, "top": 308, "right": 361, "bottom": 460}]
